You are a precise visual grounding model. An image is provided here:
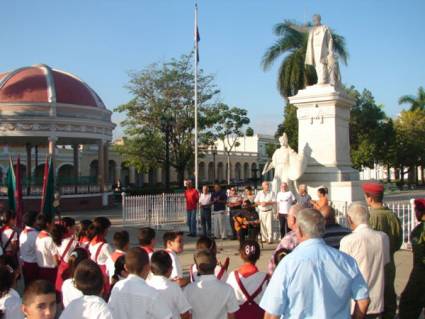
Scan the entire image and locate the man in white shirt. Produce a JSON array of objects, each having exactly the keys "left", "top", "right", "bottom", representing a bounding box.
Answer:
[
  {"left": 254, "top": 181, "right": 276, "bottom": 244},
  {"left": 184, "top": 250, "right": 239, "bottom": 319},
  {"left": 19, "top": 210, "right": 39, "bottom": 285},
  {"left": 109, "top": 247, "right": 172, "bottom": 319},
  {"left": 276, "top": 183, "right": 295, "bottom": 238},
  {"left": 147, "top": 250, "right": 191, "bottom": 319},
  {"left": 340, "top": 202, "right": 390, "bottom": 318},
  {"left": 199, "top": 185, "right": 213, "bottom": 237}
]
